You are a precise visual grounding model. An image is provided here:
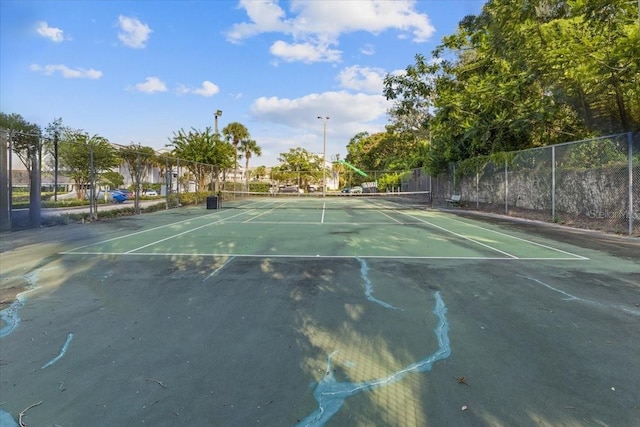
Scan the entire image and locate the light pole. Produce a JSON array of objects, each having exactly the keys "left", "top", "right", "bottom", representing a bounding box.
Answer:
[
  {"left": 214, "top": 109, "right": 223, "bottom": 135},
  {"left": 317, "top": 116, "right": 329, "bottom": 197}
]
